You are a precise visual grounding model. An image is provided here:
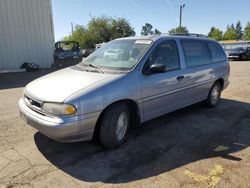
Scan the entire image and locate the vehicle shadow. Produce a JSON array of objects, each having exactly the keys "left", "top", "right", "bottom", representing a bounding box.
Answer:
[{"left": 34, "top": 98, "right": 250, "bottom": 183}]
